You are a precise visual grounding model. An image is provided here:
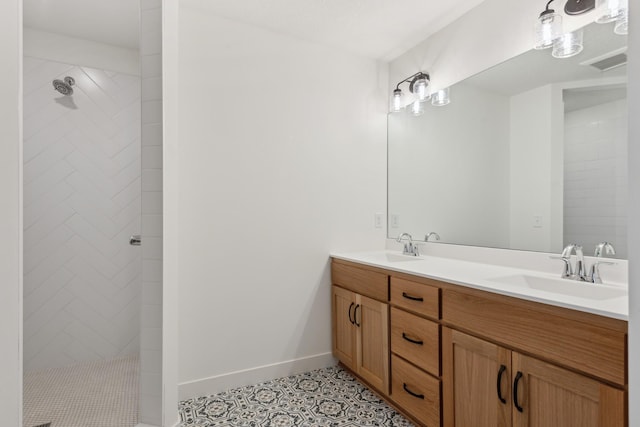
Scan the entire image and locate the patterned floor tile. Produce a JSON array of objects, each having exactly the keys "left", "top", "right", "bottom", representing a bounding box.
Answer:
[{"left": 179, "top": 366, "right": 415, "bottom": 427}]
